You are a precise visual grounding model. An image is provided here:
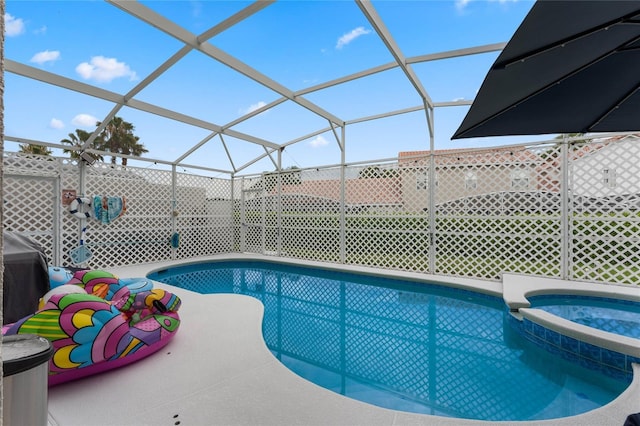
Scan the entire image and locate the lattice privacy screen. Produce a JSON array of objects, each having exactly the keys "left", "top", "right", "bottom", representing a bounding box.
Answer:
[
  {"left": 569, "top": 138, "right": 640, "bottom": 283},
  {"left": 3, "top": 135, "right": 640, "bottom": 286},
  {"left": 3, "top": 154, "right": 233, "bottom": 269}
]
